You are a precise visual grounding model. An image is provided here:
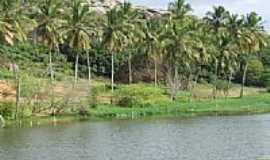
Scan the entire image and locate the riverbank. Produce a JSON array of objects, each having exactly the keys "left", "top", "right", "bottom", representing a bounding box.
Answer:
[
  {"left": 2, "top": 93, "right": 269, "bottom": 128},
  {"left": 89, "top": 94, "right": 270, "bottom": 118},
  {"left": 1, "top": 77, "right": 269, "bottom": 128}
]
